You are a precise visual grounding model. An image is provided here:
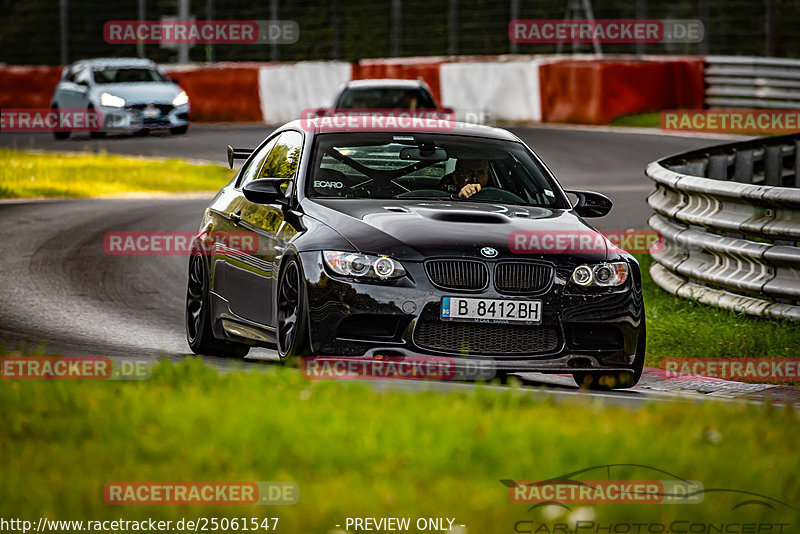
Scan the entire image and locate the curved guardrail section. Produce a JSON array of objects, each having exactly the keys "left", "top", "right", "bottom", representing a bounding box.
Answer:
[{"left": 646, "top": 133, "right": 800, "bottom": 321}]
